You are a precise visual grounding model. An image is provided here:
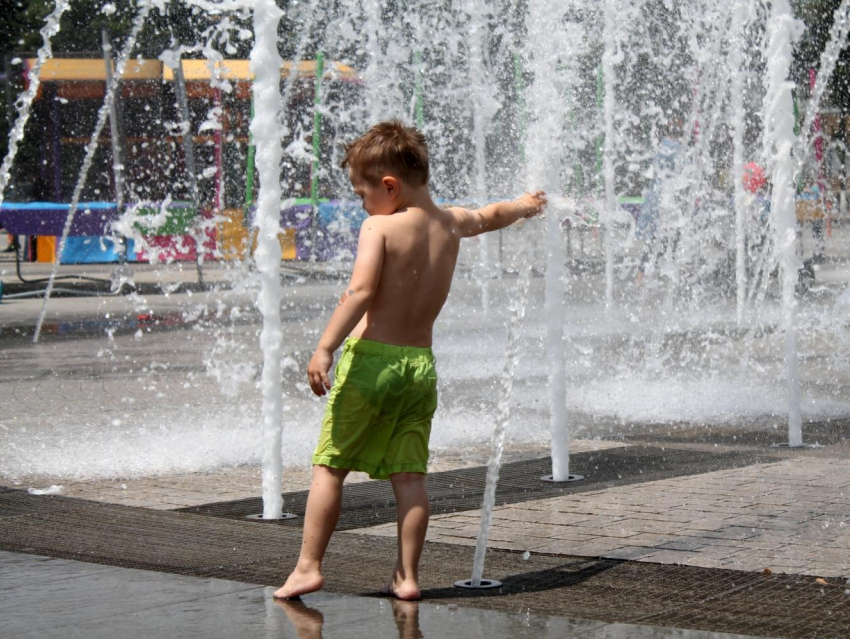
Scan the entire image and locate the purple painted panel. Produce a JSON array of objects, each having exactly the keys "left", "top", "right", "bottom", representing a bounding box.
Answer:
[{"left": 0, "top": 203, "right": 120, "bottom": 236}]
